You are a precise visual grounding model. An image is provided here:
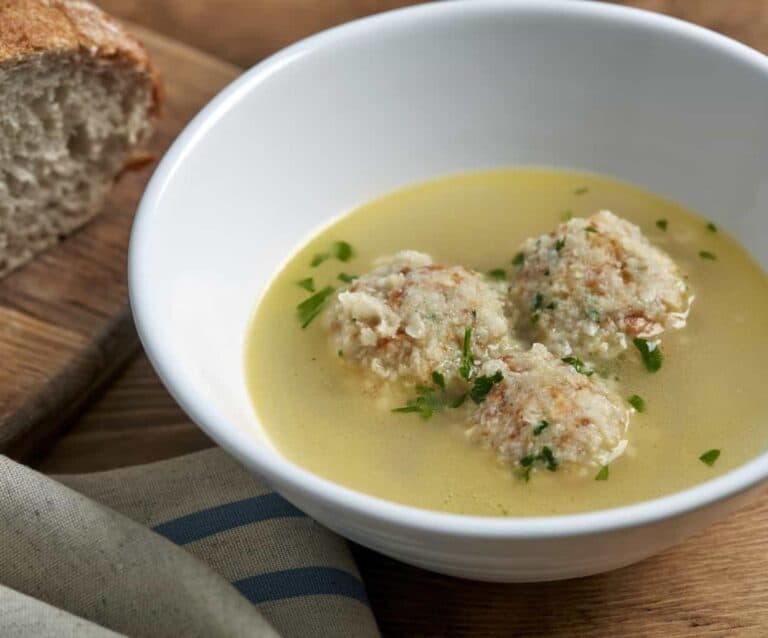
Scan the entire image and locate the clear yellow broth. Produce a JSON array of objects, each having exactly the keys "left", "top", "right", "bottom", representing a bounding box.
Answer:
[{"left": 245, "top": 168, "right": 768, "bottom": 516}]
